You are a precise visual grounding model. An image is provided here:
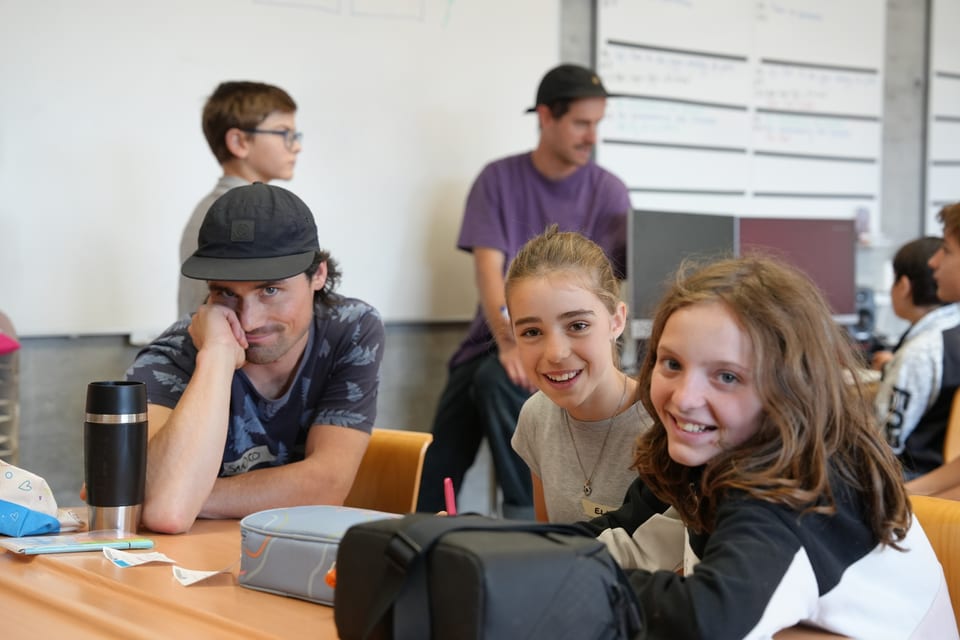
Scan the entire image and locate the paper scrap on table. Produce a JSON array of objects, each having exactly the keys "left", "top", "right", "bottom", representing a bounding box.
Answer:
[
  {"left": 103, "top": 547, "right": 176, "bottom": 568},
  {"left": 57, "top": 508, "right": 85, "bottom": 532},
  {"left": 172, "top": 563, "right": 234, "bottom": 586}
]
